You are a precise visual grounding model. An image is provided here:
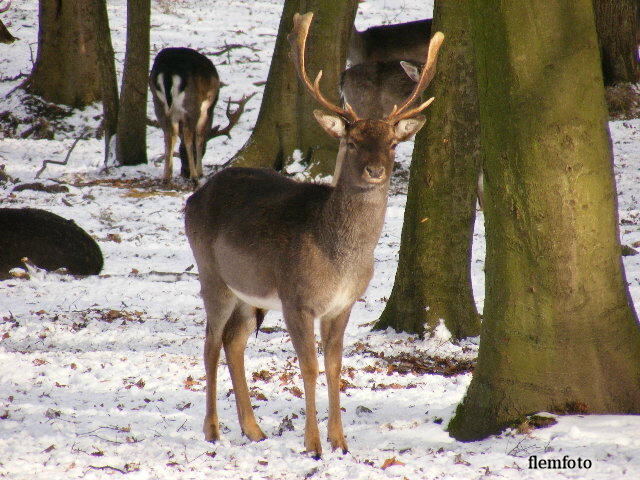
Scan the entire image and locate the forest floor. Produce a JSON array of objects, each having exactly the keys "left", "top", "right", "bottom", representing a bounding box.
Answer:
[{"left": 1, "top": 1, "right": 640, "bottom": 479}]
